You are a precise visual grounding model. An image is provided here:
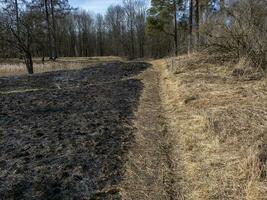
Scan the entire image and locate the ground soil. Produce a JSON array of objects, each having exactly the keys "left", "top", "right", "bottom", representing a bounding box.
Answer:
[
  {"left": 0, "top": 61, "right": 167, "bottom": 200},
  {"left": 120, "top": 67, "right": 177, "bottom": 199}
]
